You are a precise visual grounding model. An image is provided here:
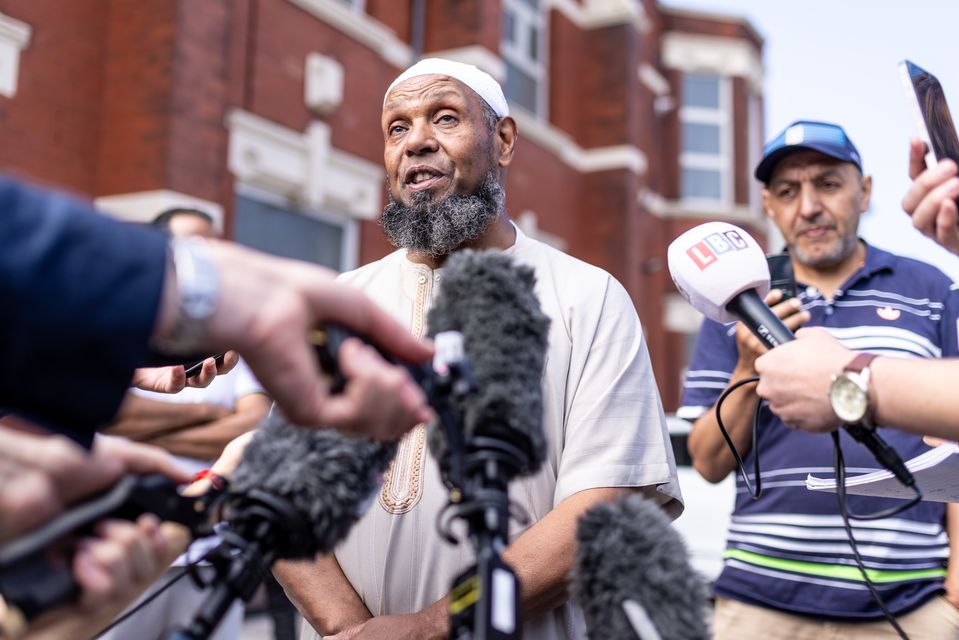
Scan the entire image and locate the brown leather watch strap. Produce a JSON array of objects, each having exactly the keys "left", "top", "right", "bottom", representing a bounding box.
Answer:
[{"left": 845, "top": 352, "right": 878, "bottom": 374}]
